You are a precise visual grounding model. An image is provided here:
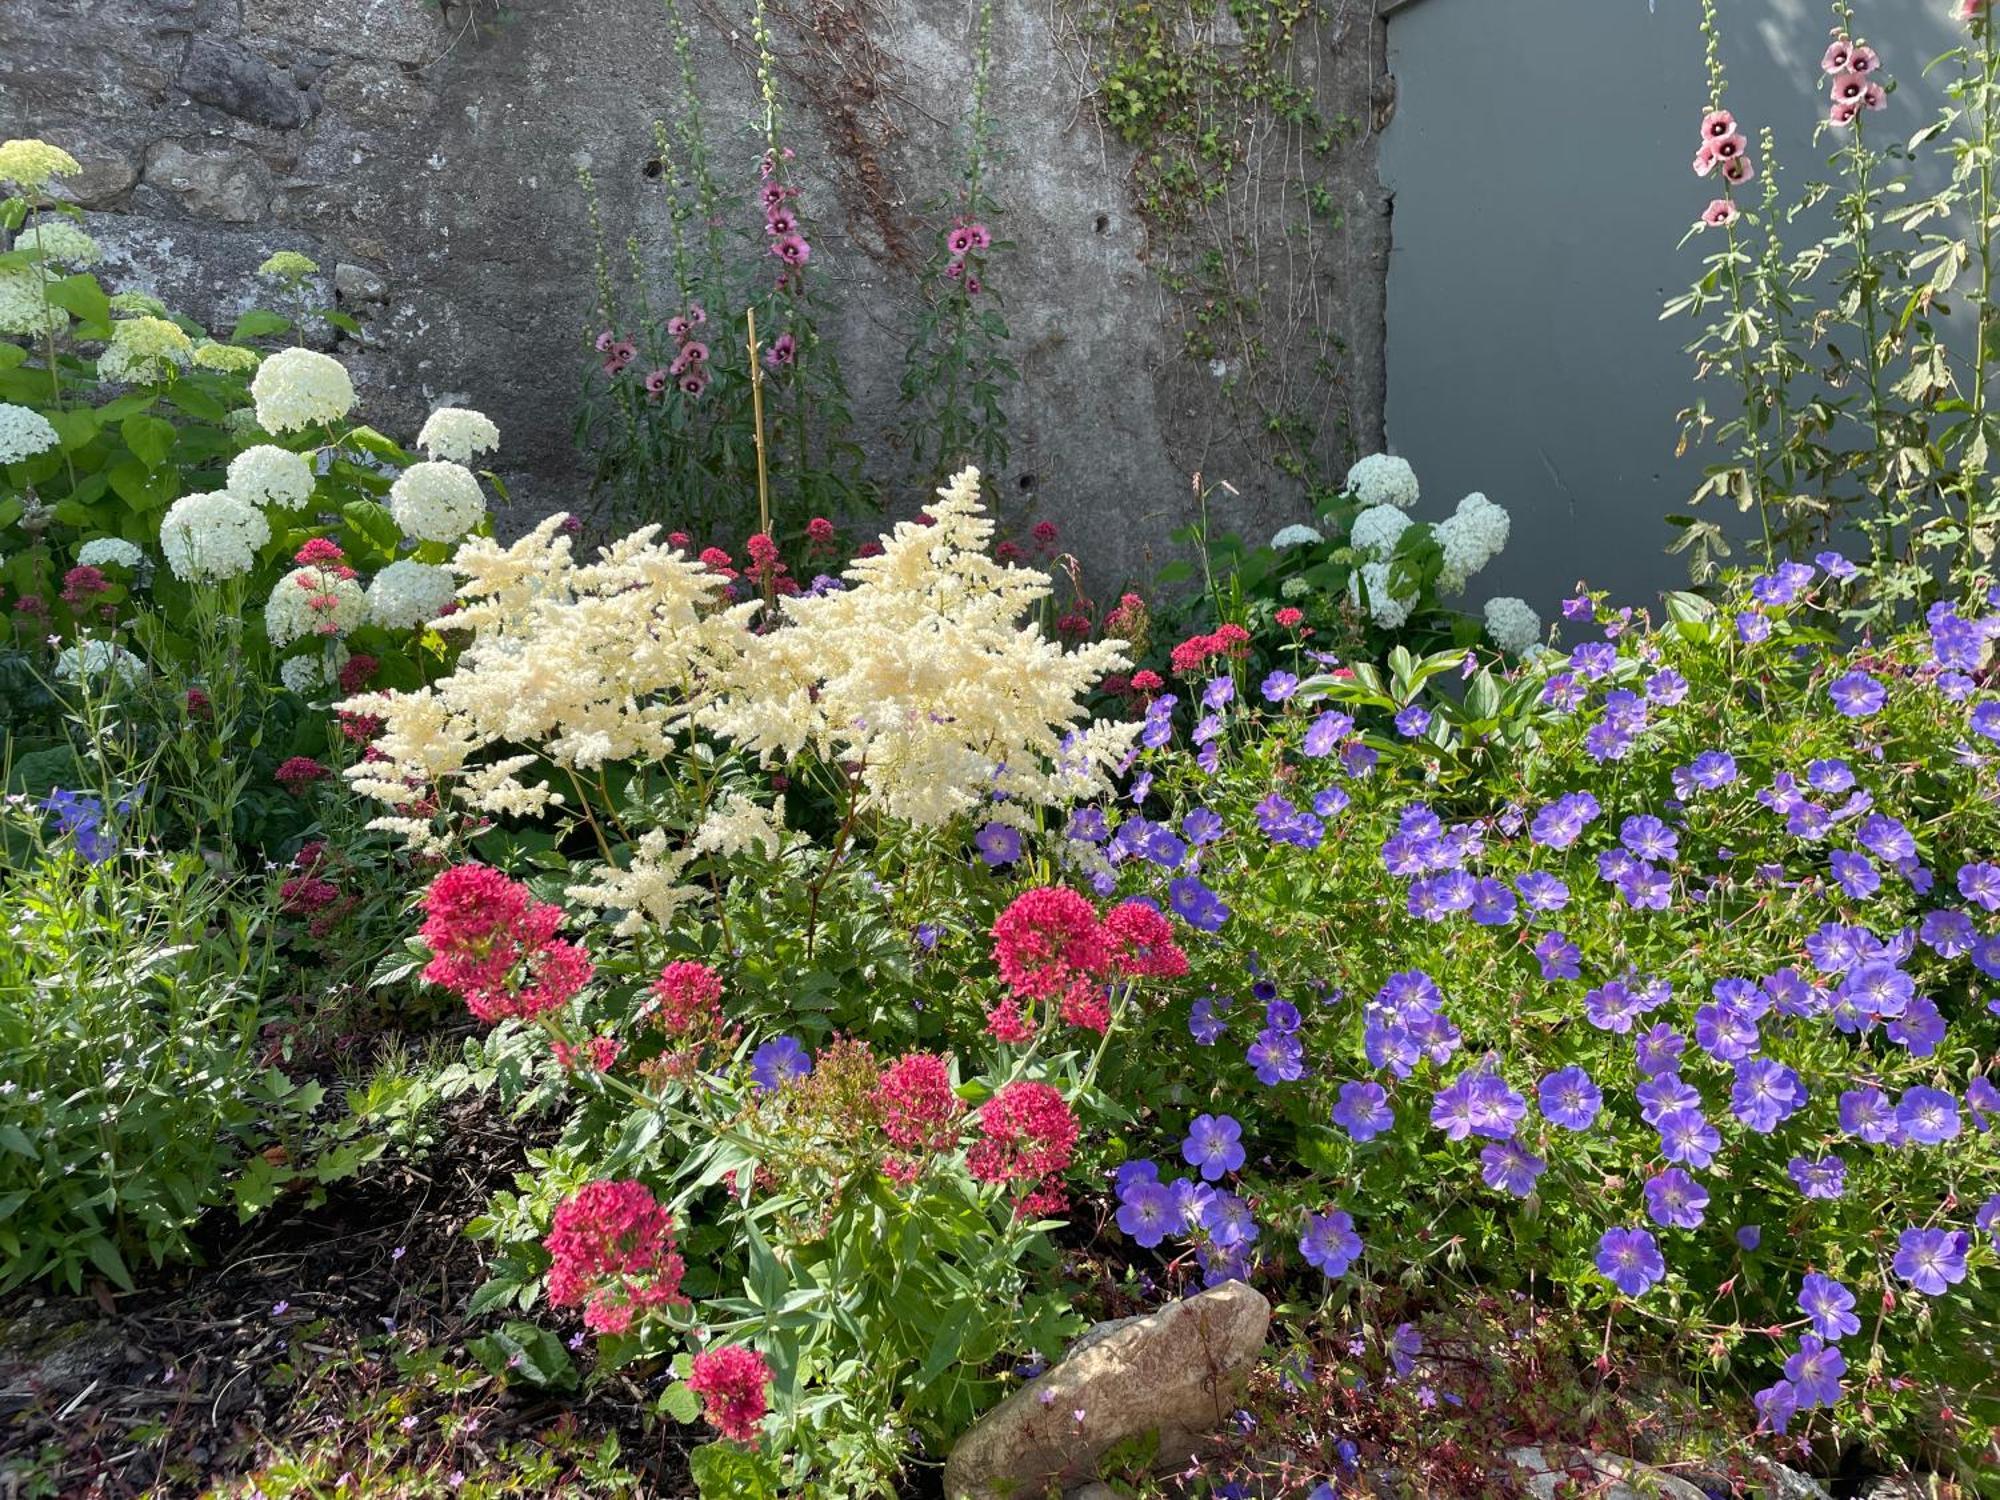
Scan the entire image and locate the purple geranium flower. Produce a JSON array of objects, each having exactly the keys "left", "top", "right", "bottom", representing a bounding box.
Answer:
[
  {"left": 1828, "top": 671, "right": 1886, "bottom": 717},
  {"left": 1783, "top": 1335, "right": 1845, "bottom": 1409},
  {"left": 974, "top": 821, "right": 1022, "bottom": 866},
  {"left": 1115, "top": 1180, "right": 1178, "bottom": 1248},
  {"left": 1642, "top": 1167, "right": 1709, "bottom": 1229},
  {"left": 1332, "top": 1080, "right": 1394, "bottom": 1142},
  {"left": 1479, "top": 1139, "right": 1546, "bottom": 1198},
  {"left": 1595, "top": 1227, "right": 1666, "bottom": 1296},
  {"left": 1897, "top": 1085, "right": 1961, "bottom": 1145},
  {"left": 1538, "top": 1066, "right": 1602, "bottom": 1130},
  {"left": 1168, "top": 875, "right": 1232, "bottom": 933},
  {"left": 1182, "top": 1113, "right": 1246, "bottom": 1181},
  {"left": 1299, "top": 1209, "right": 1362, "bottom": 1277},
  {"left": 1788, "top": 1154, "right": 1847, "bottom": 1200},
  {"left": 750, "top": 1035, "right": 812, "bottom": 1090},
  {"left": 1798, "top": 1273, "right": 1859, "bottom": 1342}
]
